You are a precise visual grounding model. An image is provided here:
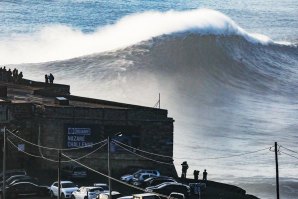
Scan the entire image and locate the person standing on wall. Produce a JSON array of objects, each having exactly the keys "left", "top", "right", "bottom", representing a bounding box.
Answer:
[
  {"left": 203, "top": 169, "right": 208, "bottom": 183},
  {"left": 49, "top": 73, "right": 54, "bottom": 84},
  {"left": 45, "top": 74, "right": 49, "bottom": 84},
  {"left": 193, "top": 170, "right": 200, "bottom": 181},
  {"left": 181, "top": 161, "right": 189, "bottom": 179}
]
